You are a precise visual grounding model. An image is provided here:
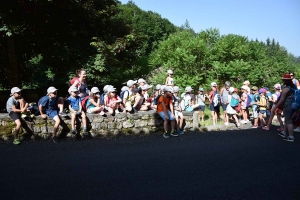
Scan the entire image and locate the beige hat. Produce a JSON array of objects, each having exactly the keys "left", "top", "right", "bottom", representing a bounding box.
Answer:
[
  {"left": 211, "top": 82, "right": 217, "bottom": 87},
  {"left": 167, "top": 69, "right": 173, "bottom": 74}
]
